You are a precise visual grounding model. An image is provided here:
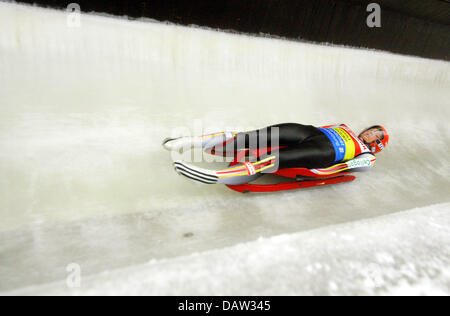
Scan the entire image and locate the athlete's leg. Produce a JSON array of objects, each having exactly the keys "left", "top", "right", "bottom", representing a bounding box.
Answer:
[
  {"left": 163, "top": 123, "right": 321, "bottom": 153},
  {"left": 267, "top": 123, "right": 324, "bottom": 145},
  {"left": 174, "top": 154, "right": 277, "bottom": 185},
  {"left": 276, "top": 140, "right": 336, "bottom": 169},
  {"left": 217, "top": 137, "right": 335, "bottom": 183},
  {"left": 212, "top": 123, "right": 323, "bottom": 154},
  {"left": 174, "top": 138, "right": 335, "bottom": 185},
  {"left": 163, "top": 131, "right": 236, "bottom": 152}
]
